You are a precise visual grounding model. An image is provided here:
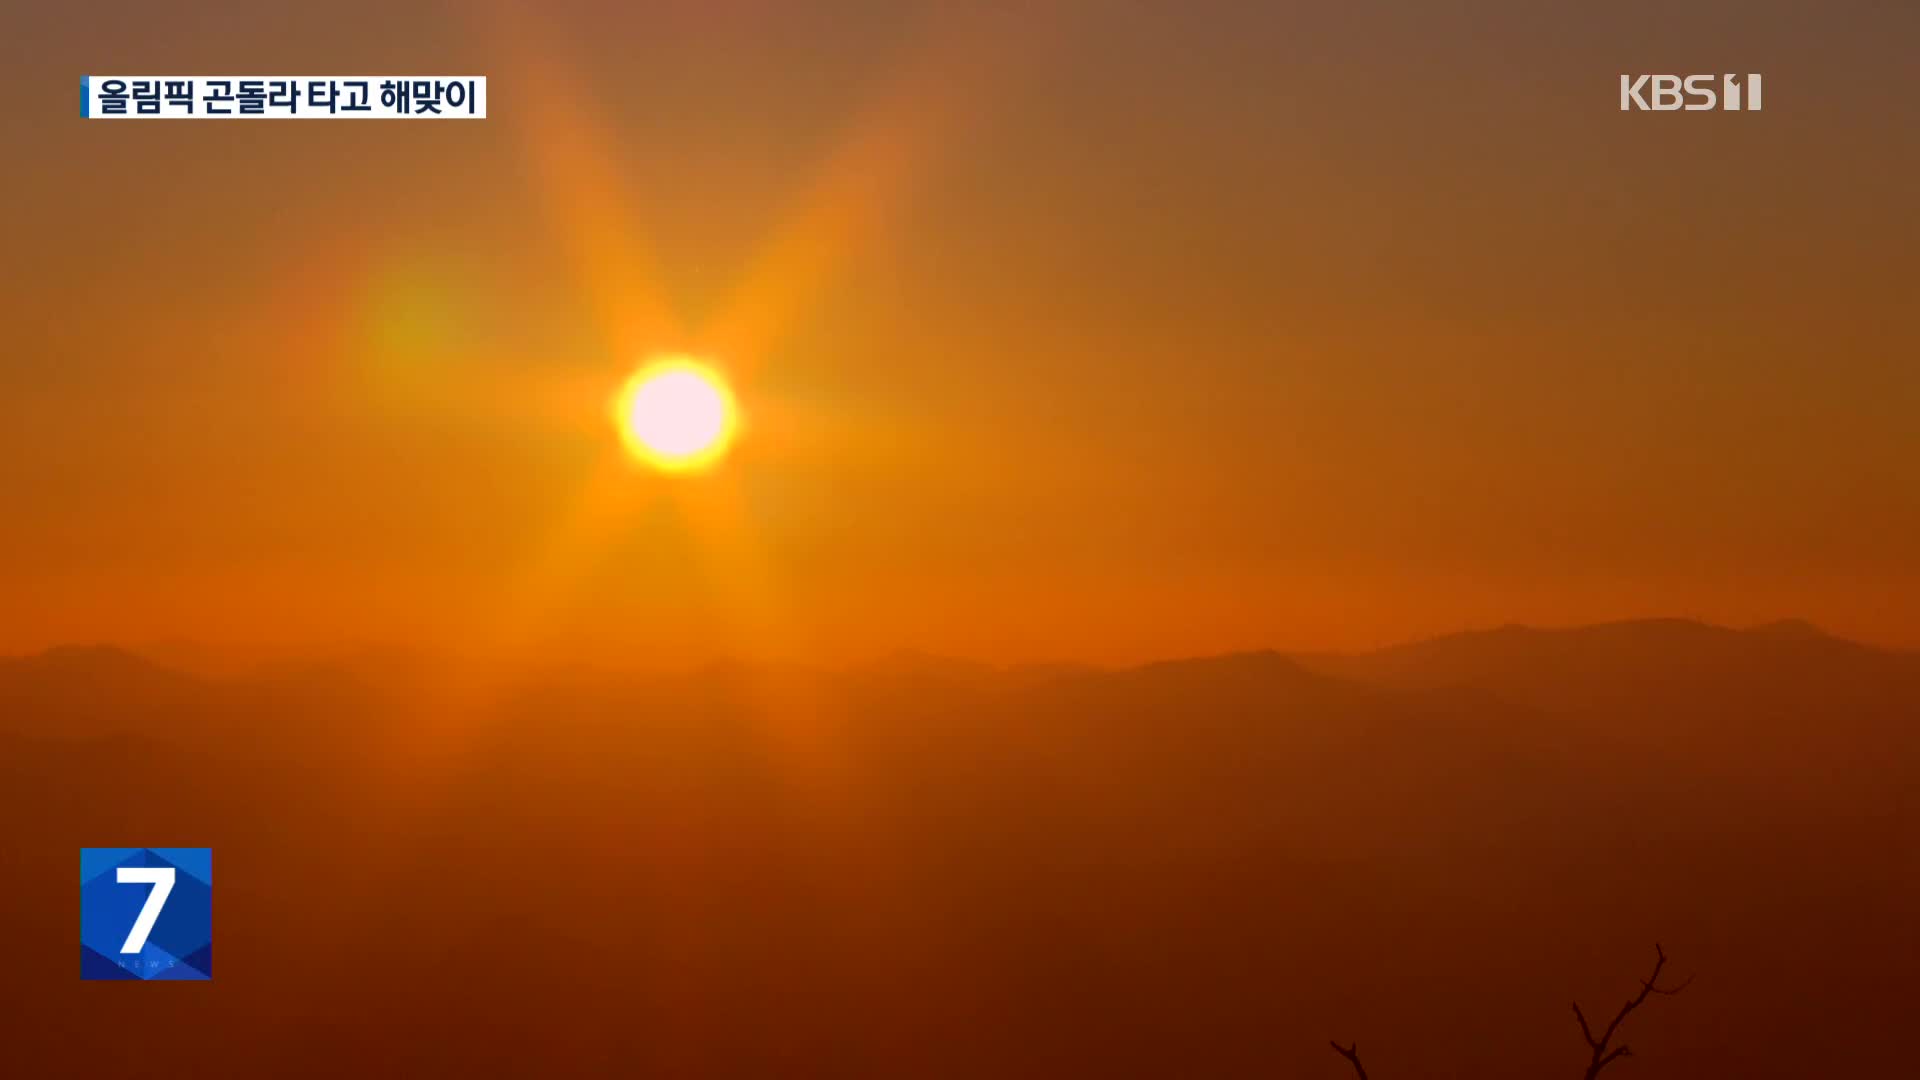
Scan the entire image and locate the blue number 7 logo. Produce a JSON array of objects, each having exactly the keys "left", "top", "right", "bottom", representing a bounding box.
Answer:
[{"left": 81, "top": 849, "right": 212, "bottom": 980}]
